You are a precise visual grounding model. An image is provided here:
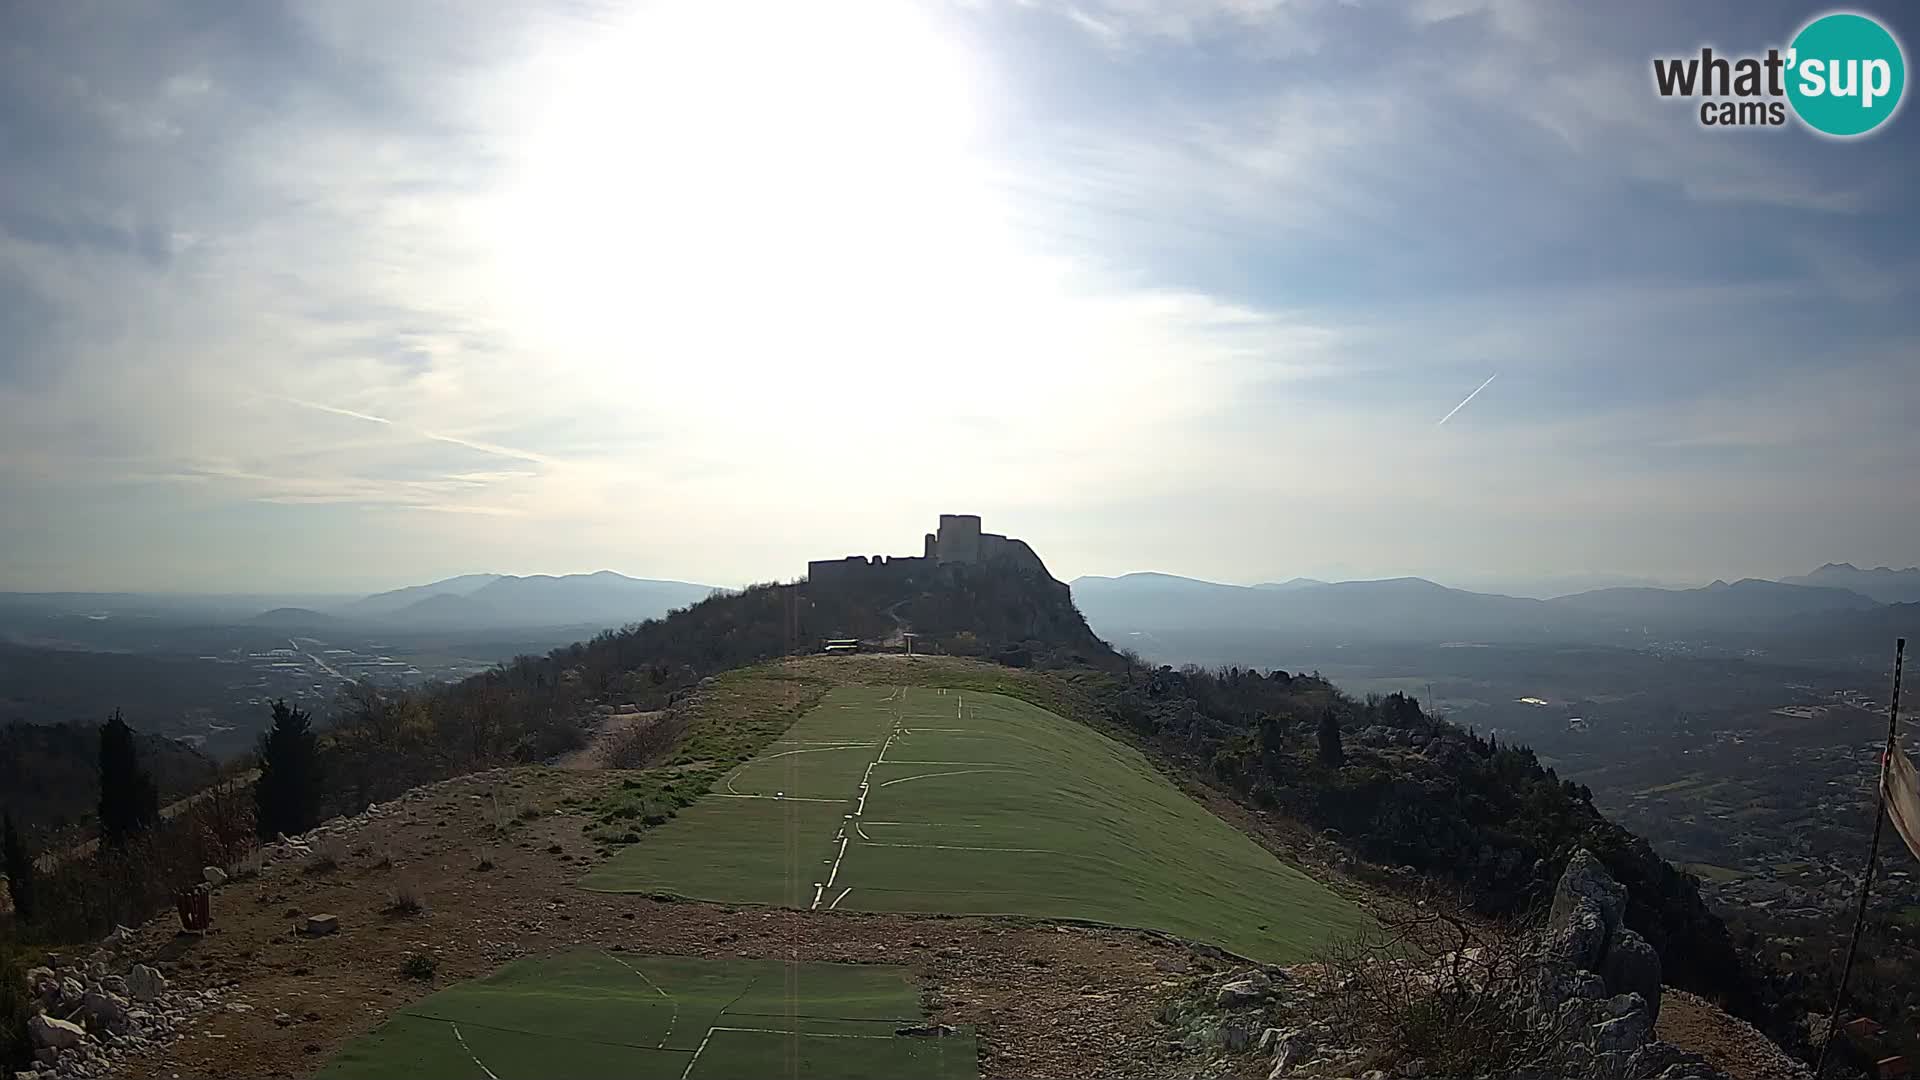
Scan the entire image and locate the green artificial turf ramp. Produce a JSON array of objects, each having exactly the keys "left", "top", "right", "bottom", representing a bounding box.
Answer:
[
  {"left": 318, "top": 951, "right": 975, "bottom": 1080},
  {"left": 583, "top": 685, "right": 1373, "bottom": 961}
]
